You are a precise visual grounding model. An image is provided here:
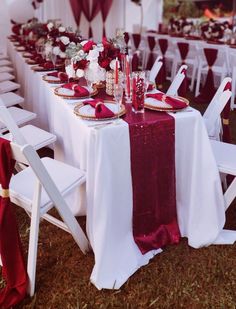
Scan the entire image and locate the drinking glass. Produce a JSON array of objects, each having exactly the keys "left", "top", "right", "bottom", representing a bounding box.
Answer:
[
  {"left": 113, "top": 84, "right": 123, "bottom": 119},
  {"left": 132, "top": 71, "right": 145, "bottom": 113},
  {"left": 51, "top": 53, "right": 57, "bottom": 70},
  {"left": 65, "top": 58, "right": 72, "bottom": 83}
]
